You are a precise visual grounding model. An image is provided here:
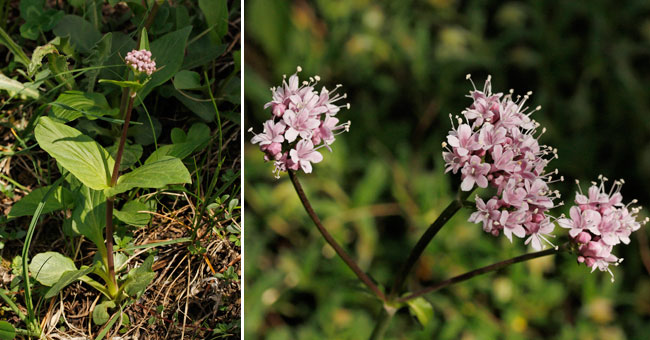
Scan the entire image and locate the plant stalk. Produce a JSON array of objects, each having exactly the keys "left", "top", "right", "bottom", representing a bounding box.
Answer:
[
  {"left": 288, "top": 170, "right": 386, "bottom": 302},
  {"left": 397, "top": 243, "right": 567, "bottom": 303},
  {"left": 369, "top": 304, "right": 397, "bottom": 340},
  {"left": 105, "top": 91, "right": 136, "bottom": 297},
  {"left": 388, "top": 194, "right": 466, "bottom": 300}
]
